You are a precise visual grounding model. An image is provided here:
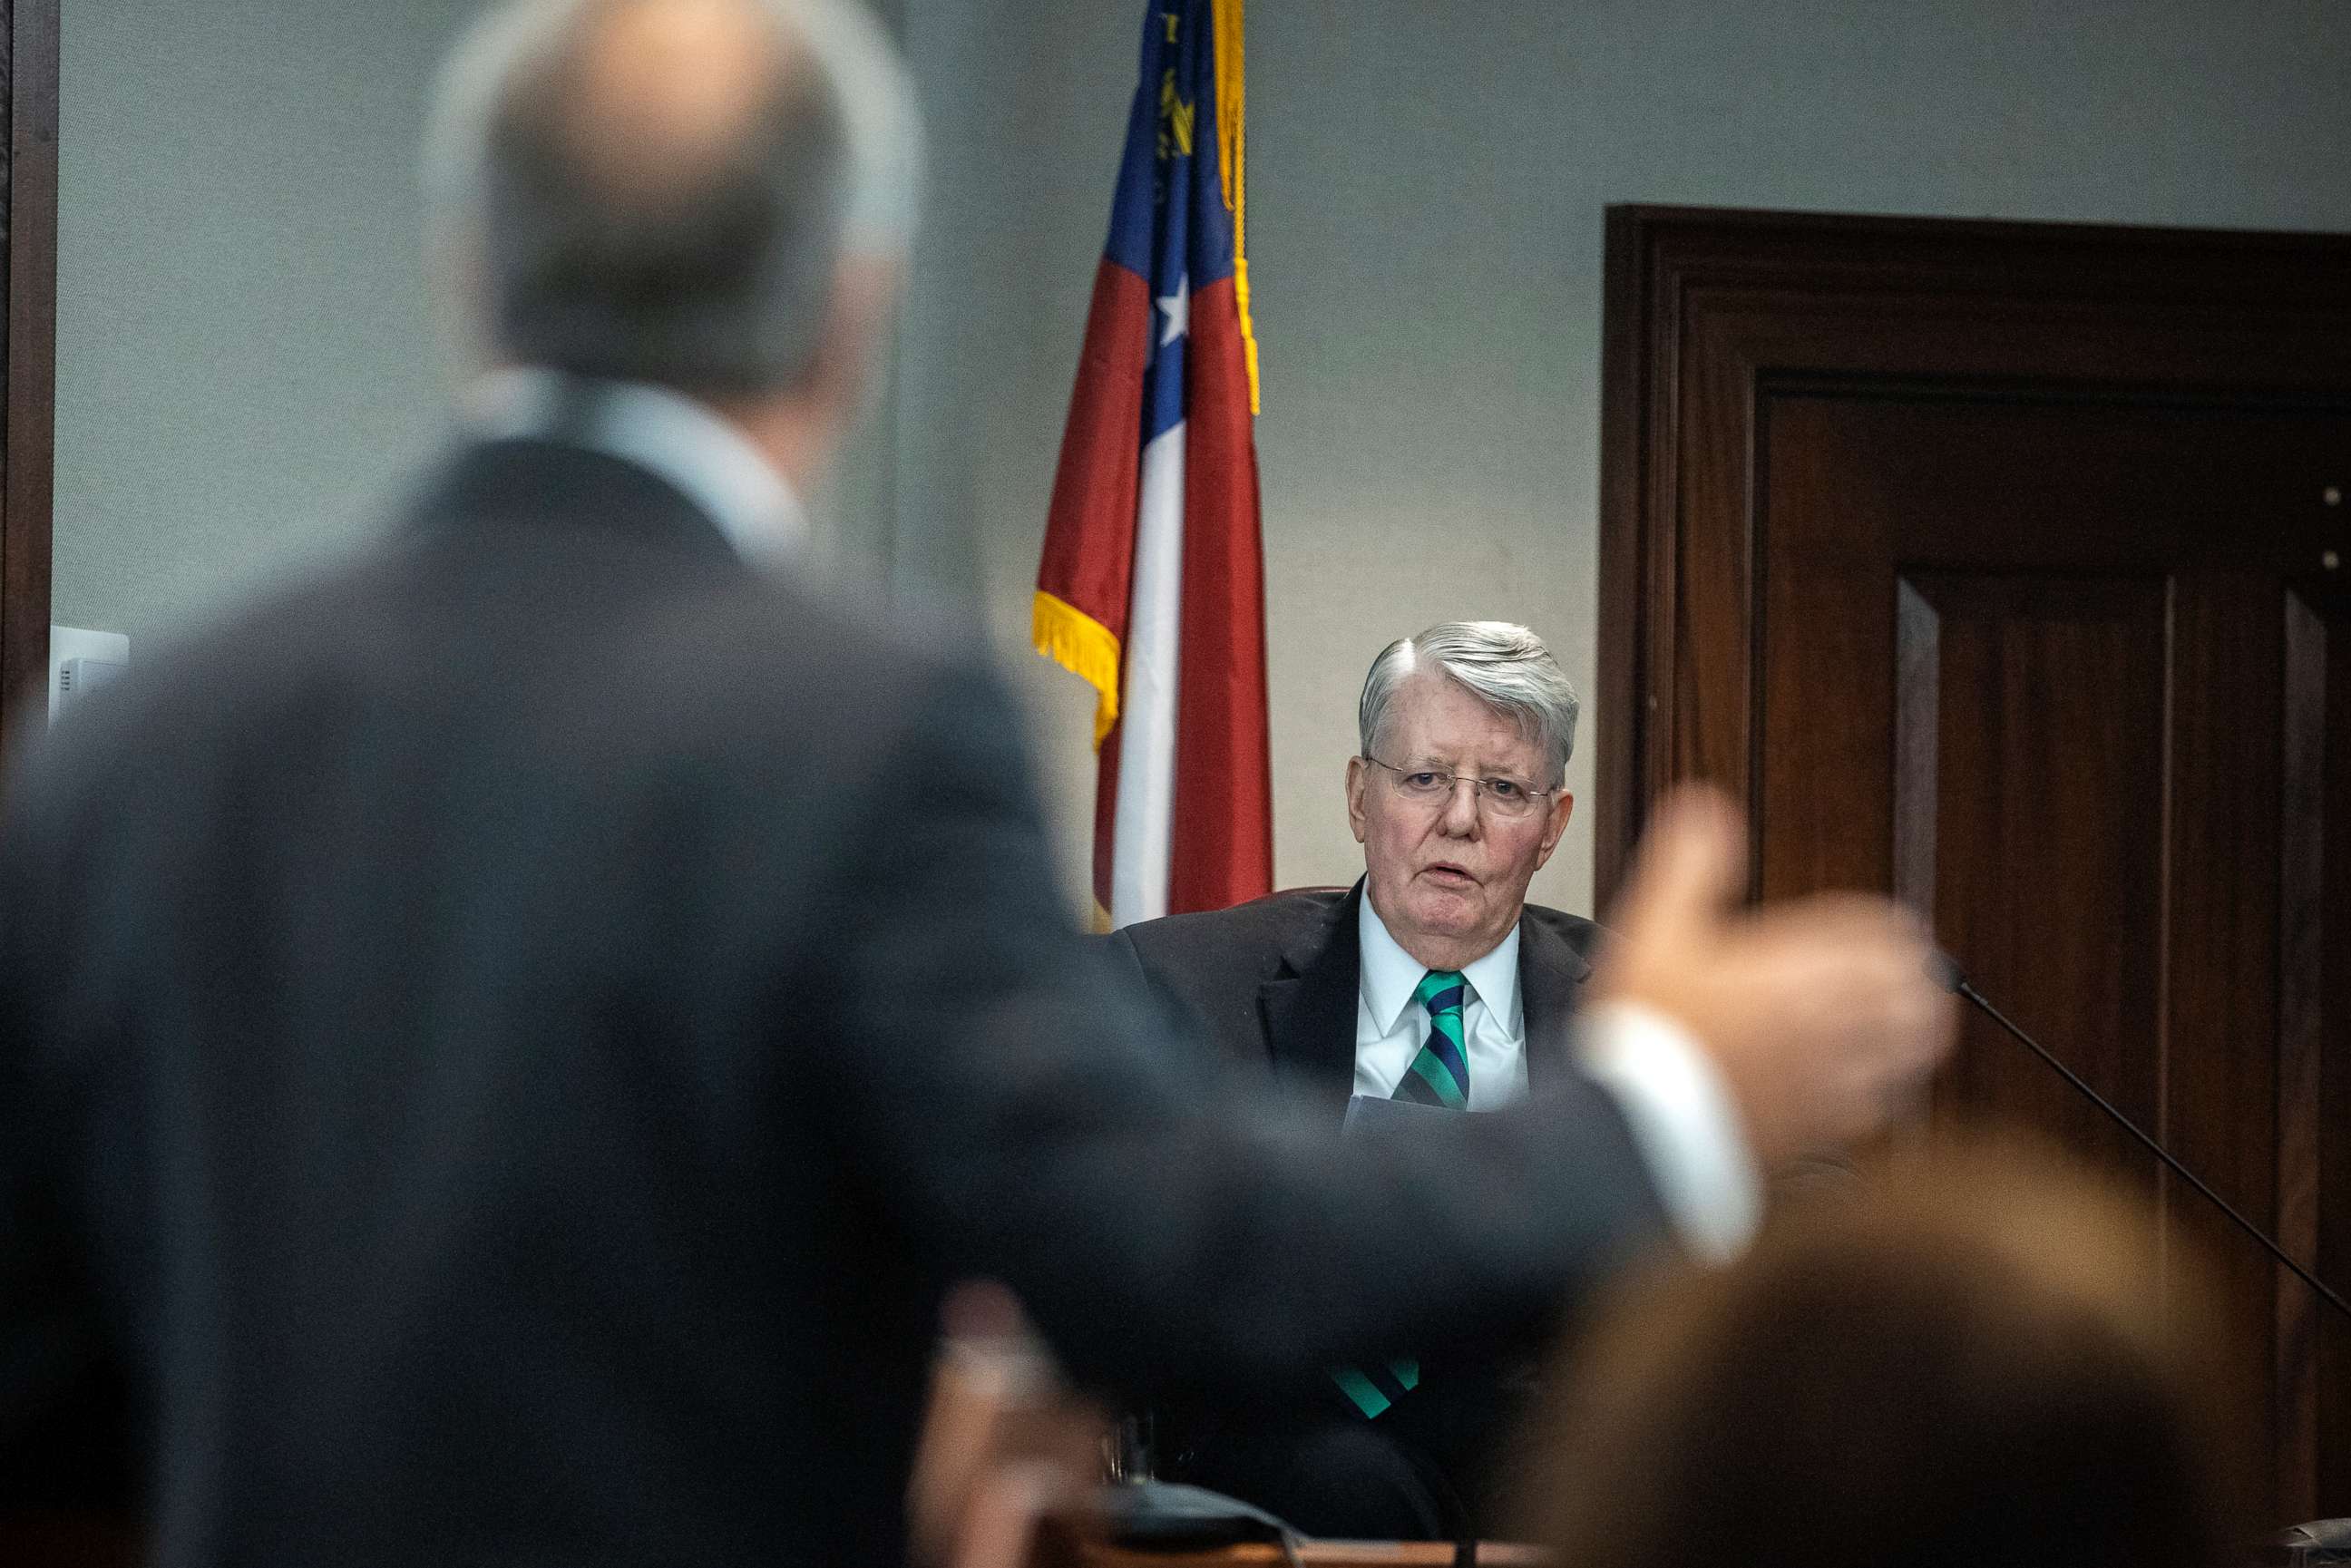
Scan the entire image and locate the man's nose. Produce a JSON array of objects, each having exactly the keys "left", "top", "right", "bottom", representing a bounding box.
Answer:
[{"left": 1439, "top": 778, "right": 1482, "bottom": 835}]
